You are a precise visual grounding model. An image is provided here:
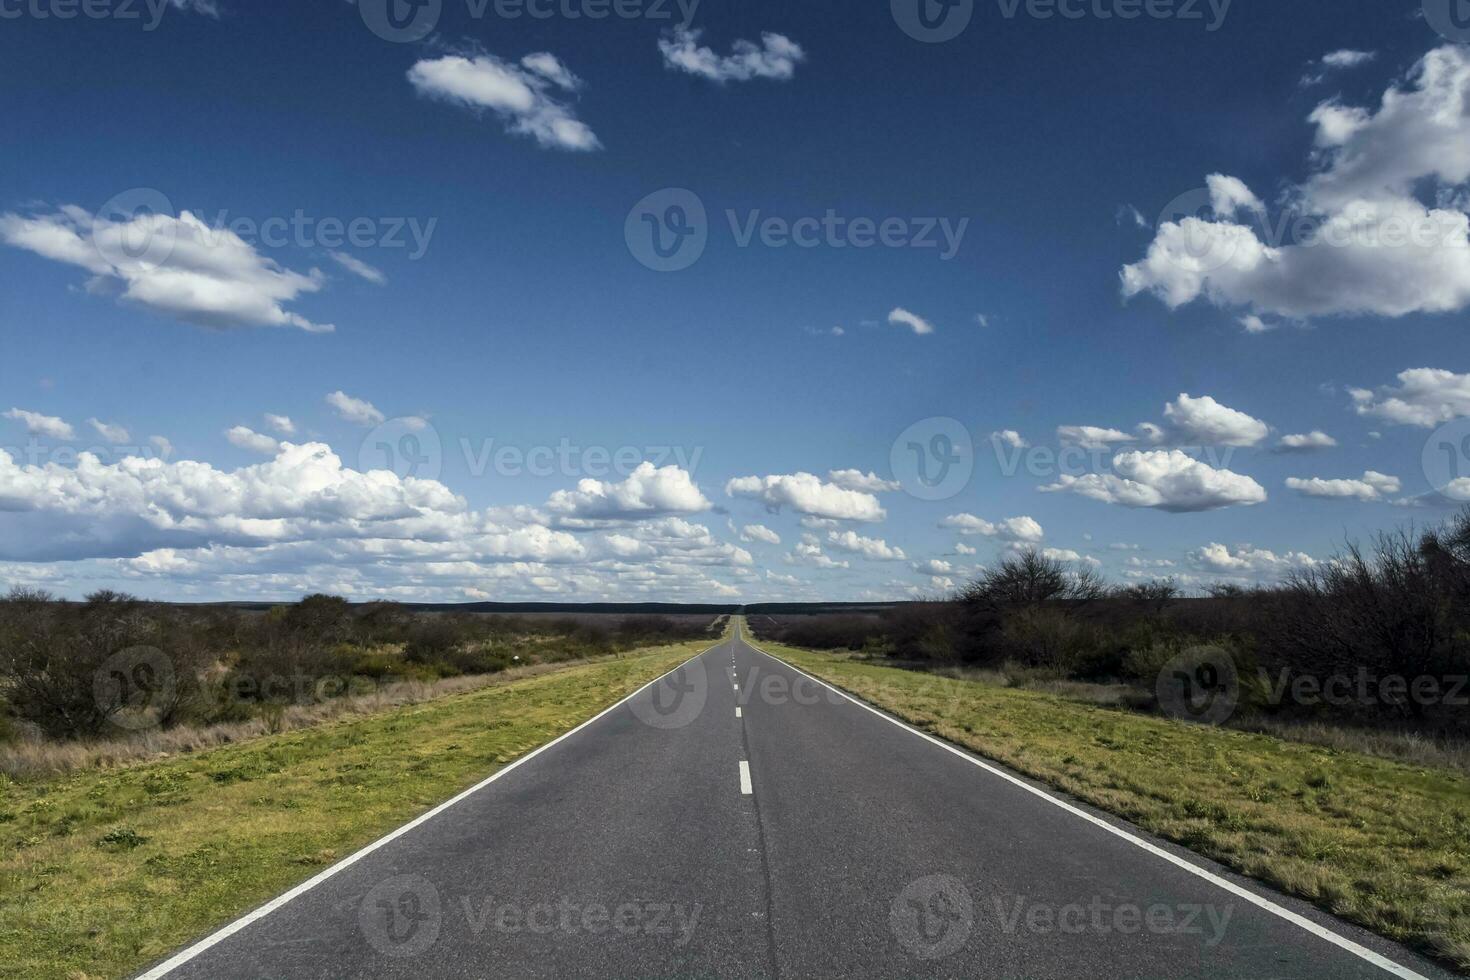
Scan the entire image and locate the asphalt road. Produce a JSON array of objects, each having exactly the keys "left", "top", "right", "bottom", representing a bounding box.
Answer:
[{"left": 141, "top": 621, "right": 1457, "bottom": 979}]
